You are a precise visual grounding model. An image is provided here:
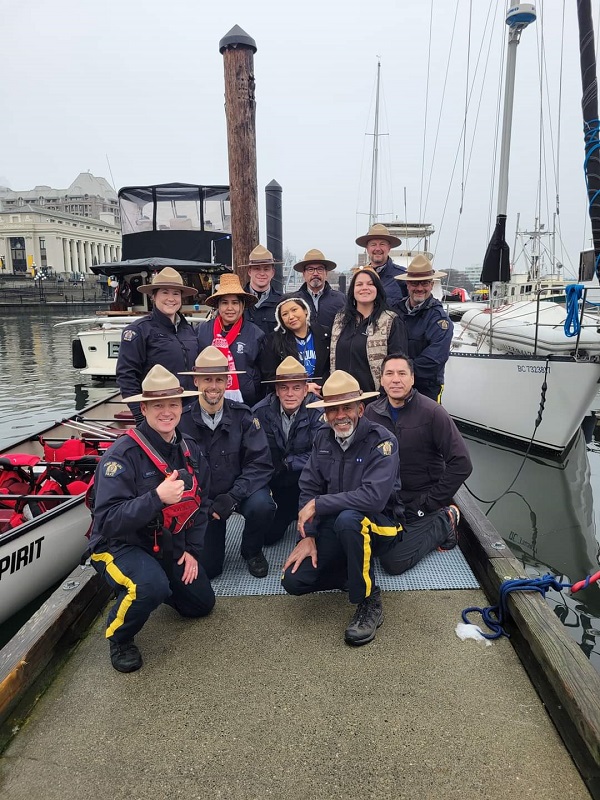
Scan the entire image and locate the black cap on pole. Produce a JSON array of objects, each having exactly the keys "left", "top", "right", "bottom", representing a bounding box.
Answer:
[{"left": 219, "top": 25, "right": 257, "bottom": 54}]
